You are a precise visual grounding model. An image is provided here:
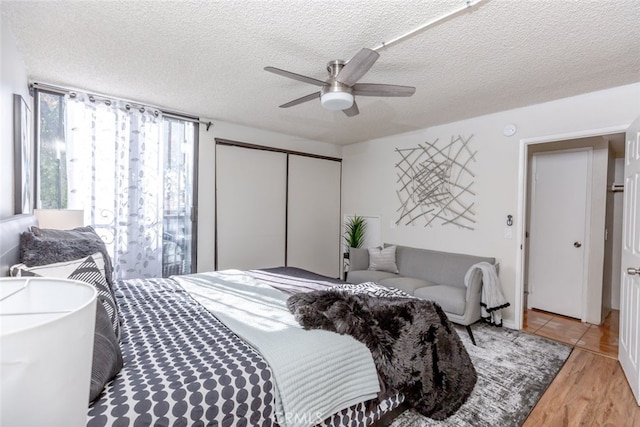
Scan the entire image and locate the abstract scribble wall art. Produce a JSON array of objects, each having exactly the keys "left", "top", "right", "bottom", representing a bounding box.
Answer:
[{"left": 395, "top": 135, "right": 477, "bottom": 230}]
